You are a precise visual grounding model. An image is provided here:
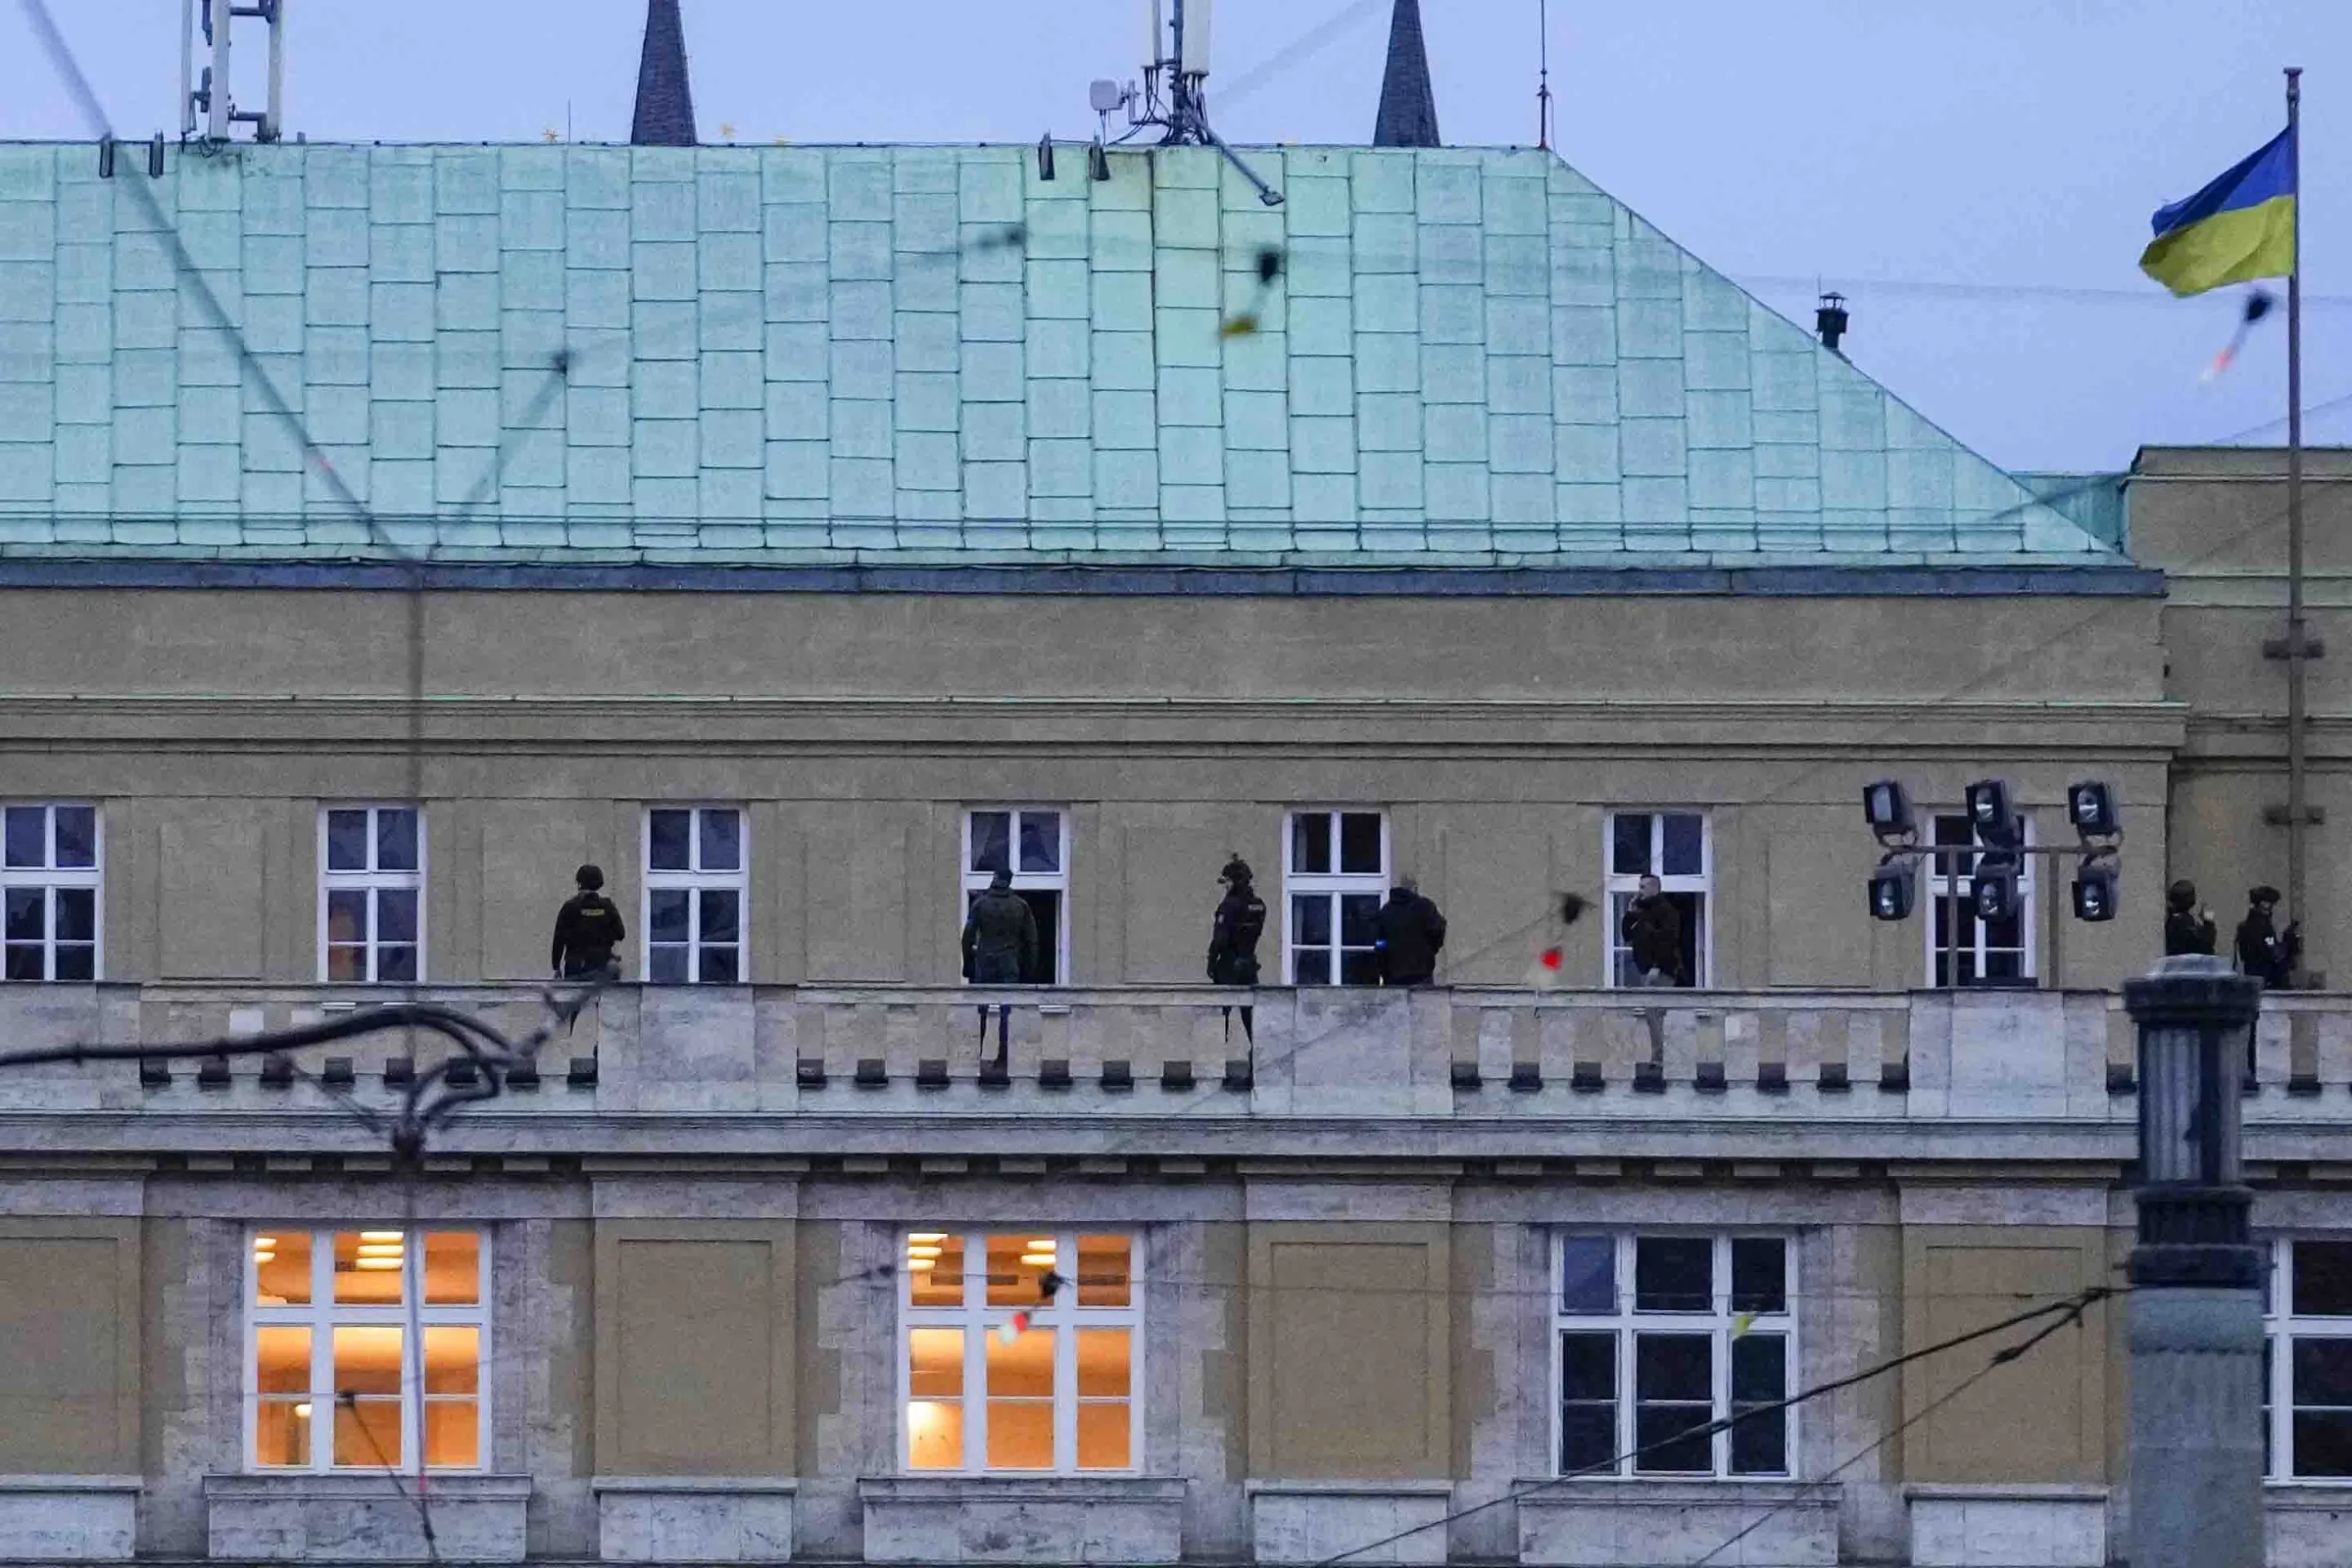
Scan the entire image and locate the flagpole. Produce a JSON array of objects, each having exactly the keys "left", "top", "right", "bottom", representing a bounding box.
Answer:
[{"left": 2285, "top": 65, "right": 2309, "bottom": 969}]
